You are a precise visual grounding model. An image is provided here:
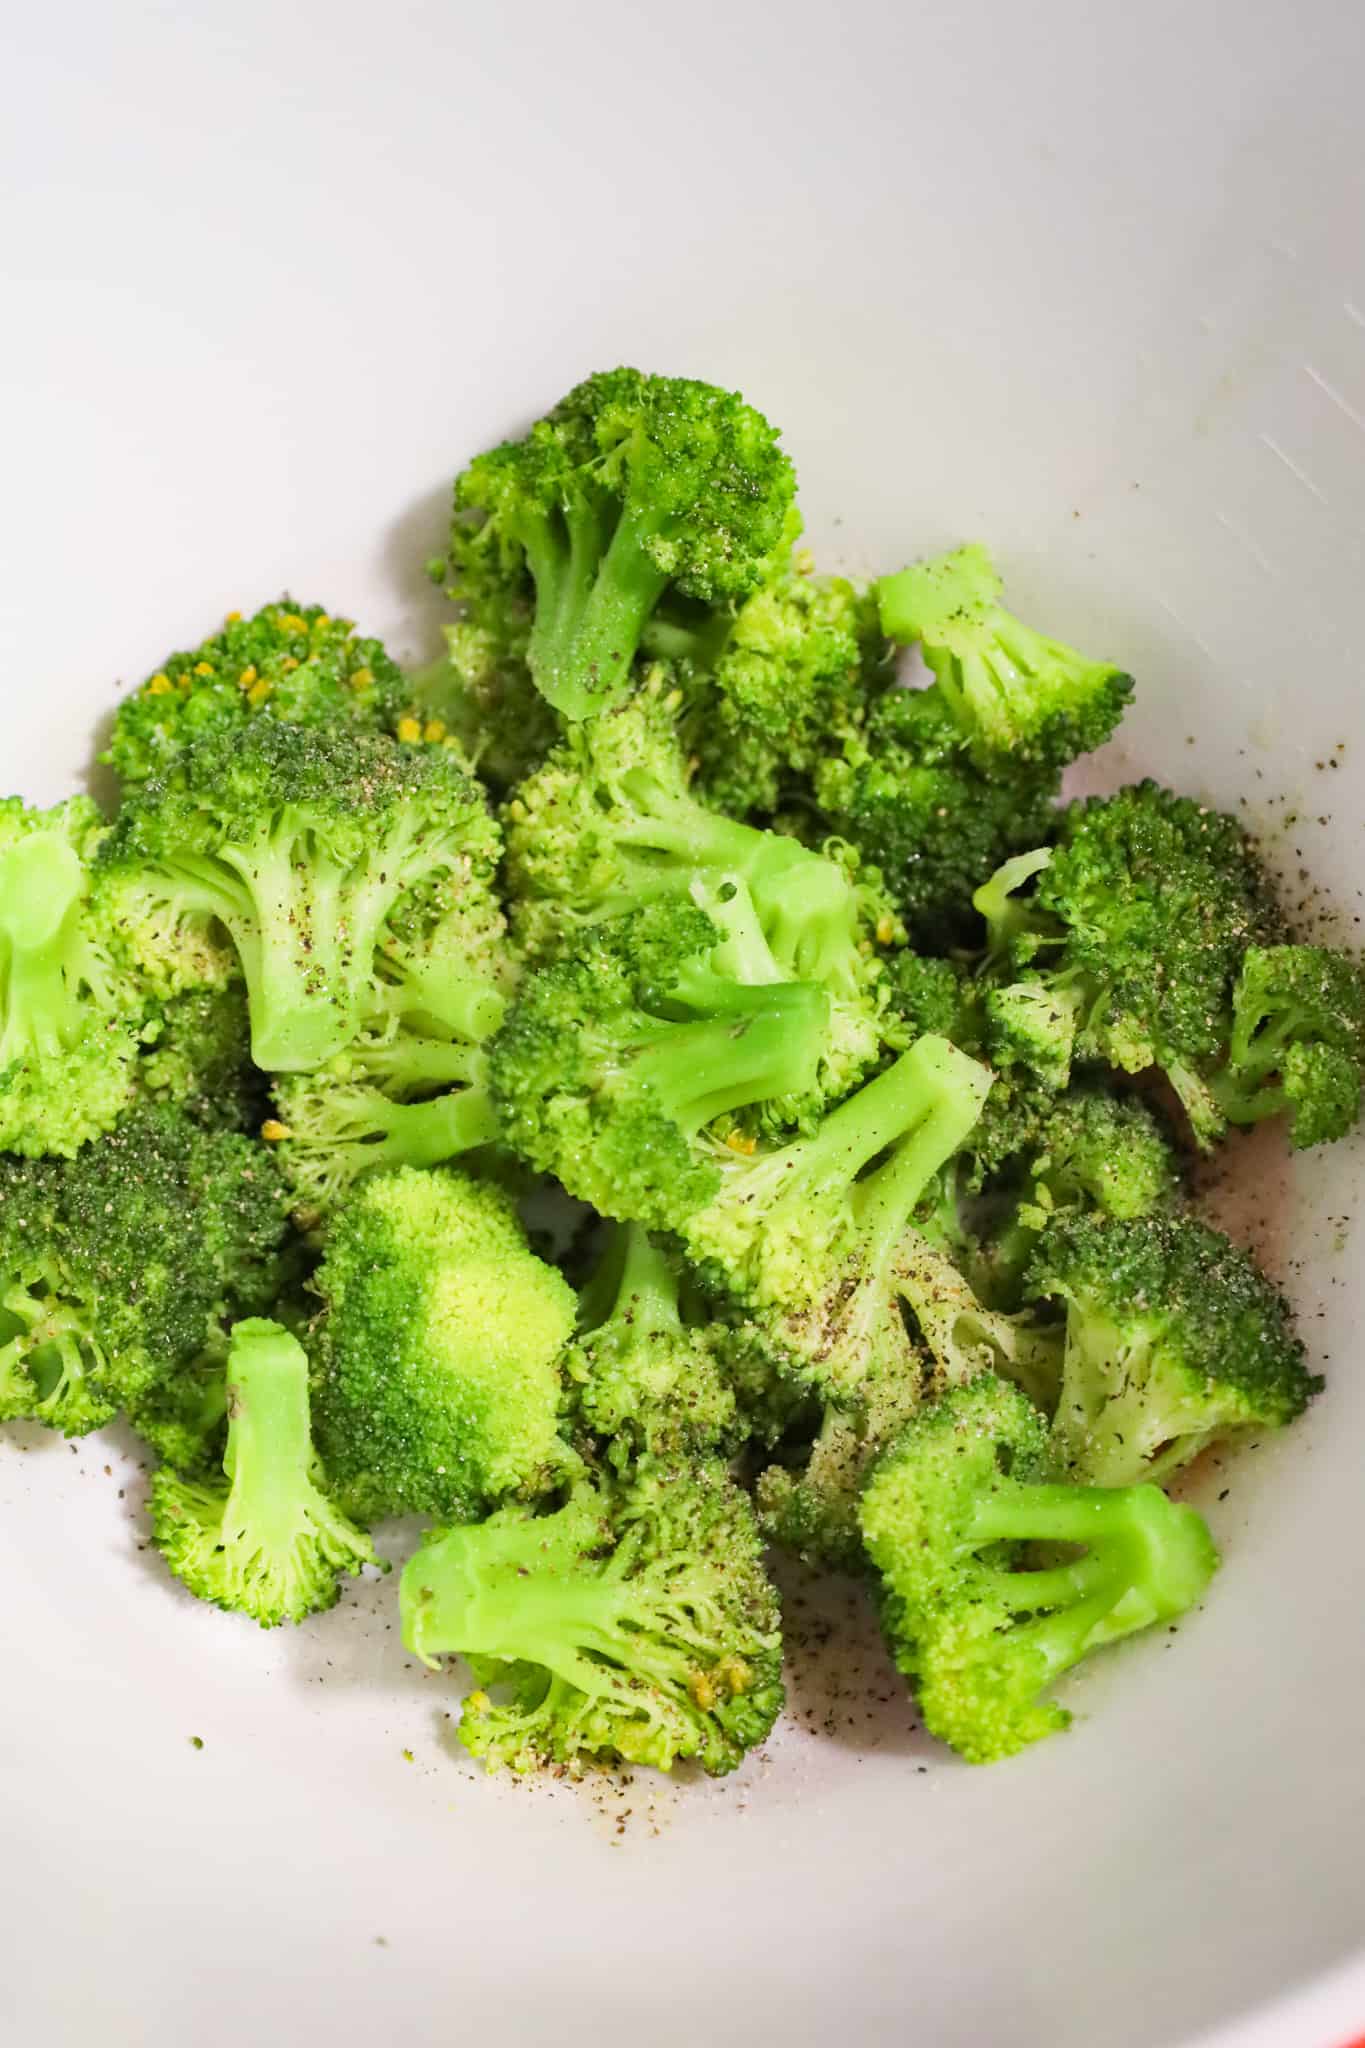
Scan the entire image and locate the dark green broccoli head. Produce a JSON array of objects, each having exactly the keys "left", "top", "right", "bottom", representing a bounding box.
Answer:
[
  {"left": 311, "top": 1166, "right": 576, "bottom": 1521},
  {"left": 400, "top": 1457, "right": 784, "bottom": 1776},
  {"left": 489, "top": 900, "right": 832, "bottom": 1232},
  {"left": 877, "top": 544, "right": 1133, "bottom": 770},
  {"left": 1210, "top": 943, "right": 1365, "bottom": 1148},
  {"left": 149, "top": 1318, "right": 377, "bottom": 1627},
  {"left": 0, "top": 795, "right": 148, "bottom": 1157},
  {"left": 563, "top": 1224, "right": 739, "bottom": 1471},
  {"left": 859, "top": 1371, "right": 1219, "bottom": 1763},
  {"left": 99, "top": 721, "right": 500, "bottom": 1073},
  {"left": 1024, "top": 1211, "right": 1318, "bottom": 1485},
  {"left": 815, "top": 685, "right": 1059, "bottom": 947},
  {"left": 106, "top": 601, "right": 412, "bottom": 786},
  {"left": 137, "top": 985, "right": 268, "bottom": 1134},
  {"left": 0, "top": 1105, "right": 291, "bottom": 1437},
  {"left": 451, "top": 369, "right": 796, "bottom": 719},
  {"left": 1018, "top": 784, "right": 1281, "bottom": 1137}
]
